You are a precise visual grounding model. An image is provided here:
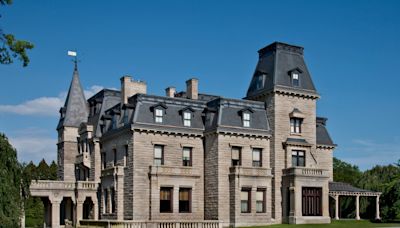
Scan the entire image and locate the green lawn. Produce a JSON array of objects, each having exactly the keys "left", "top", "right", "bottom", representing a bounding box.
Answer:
[{"left": 251, "top": 220, "right": 400, "bottom": 228}]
